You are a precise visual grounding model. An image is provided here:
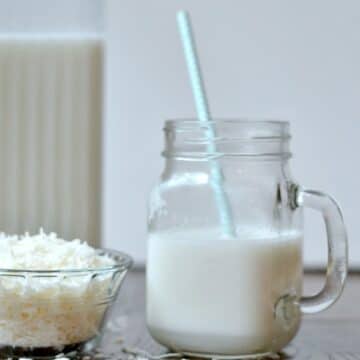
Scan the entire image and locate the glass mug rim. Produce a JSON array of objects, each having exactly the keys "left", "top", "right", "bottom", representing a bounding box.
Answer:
[
  {"left": 163, "top": 118, "right": 291, "bottom": 159},
  {"left": 165, "top": 118, "right": 289, "bottom": 127}
]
